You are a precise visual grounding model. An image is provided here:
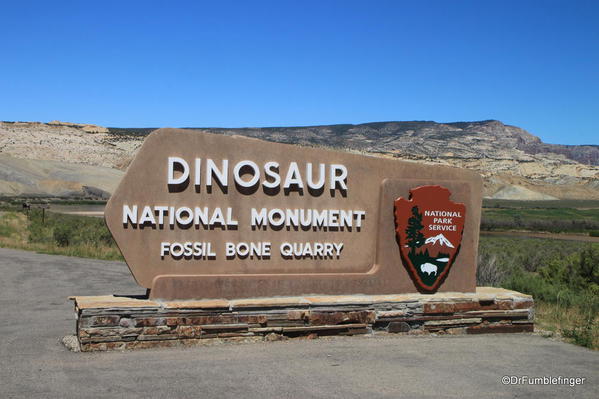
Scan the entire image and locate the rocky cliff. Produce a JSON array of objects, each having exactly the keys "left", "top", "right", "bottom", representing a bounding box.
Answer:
[
  {"left": 192, "top": 120, "right": 599, "bottom": 200},
  {"left": 0, "top": 120, "right": 597, "bottom": 200}
]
